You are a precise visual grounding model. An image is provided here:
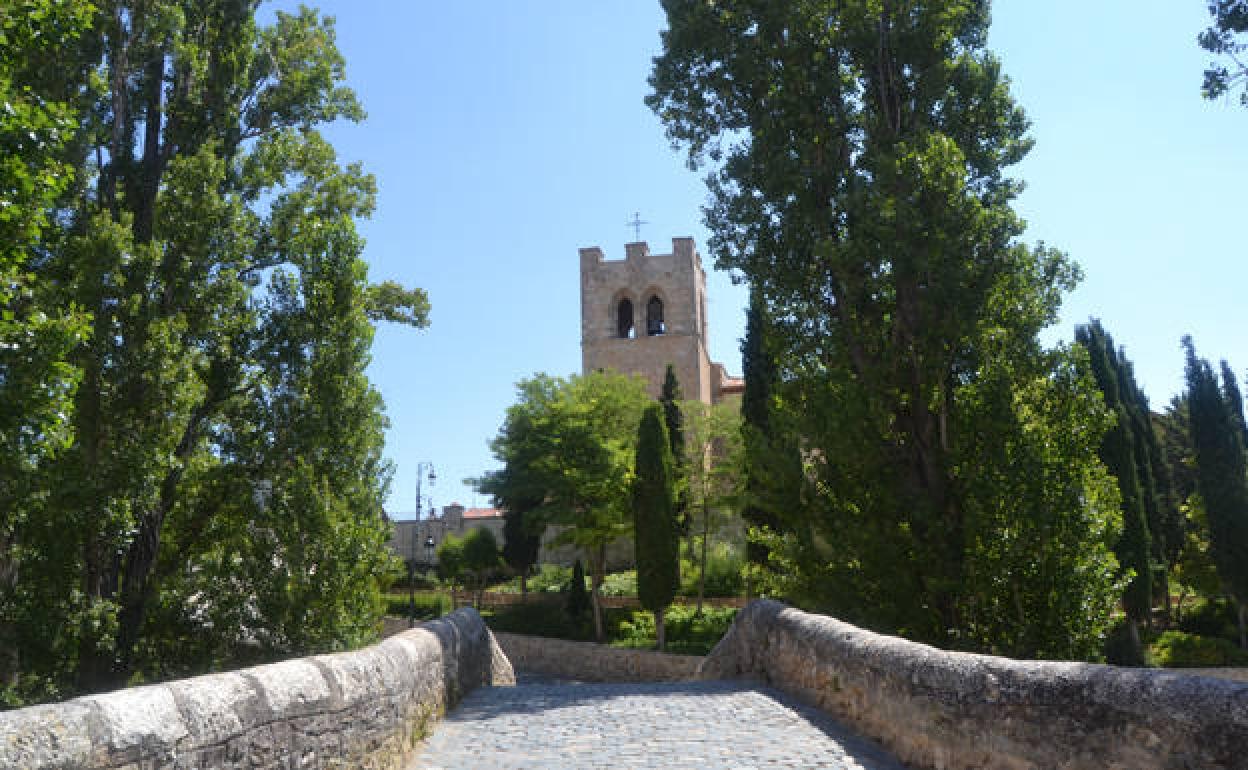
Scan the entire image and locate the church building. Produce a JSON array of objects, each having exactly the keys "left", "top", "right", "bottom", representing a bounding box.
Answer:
[{"left": 579, "top": 236, "right": 742, "bottom": 402}]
